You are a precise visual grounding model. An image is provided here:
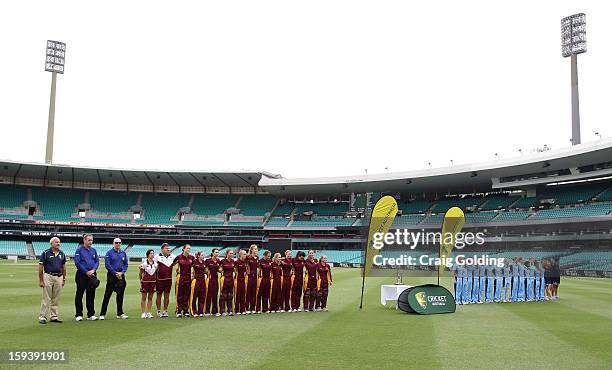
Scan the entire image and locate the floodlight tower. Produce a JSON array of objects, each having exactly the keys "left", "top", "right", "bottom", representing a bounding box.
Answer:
[
  {"left": 44, "top": 40, "right": 66, "bottom": 164},
  {"left": 561, "top": 13, "right": 586, "bottom": 146}
]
